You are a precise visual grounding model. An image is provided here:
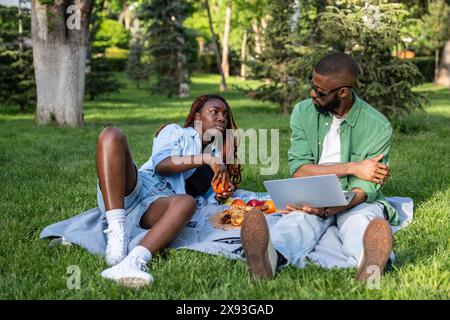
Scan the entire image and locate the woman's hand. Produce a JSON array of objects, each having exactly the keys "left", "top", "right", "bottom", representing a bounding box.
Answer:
[
  {"left": 215, "top": 184, "right": 236, "bottom": 202},
  {"left": 204, "top": 154, "right": 229, "bottom": 184}
]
